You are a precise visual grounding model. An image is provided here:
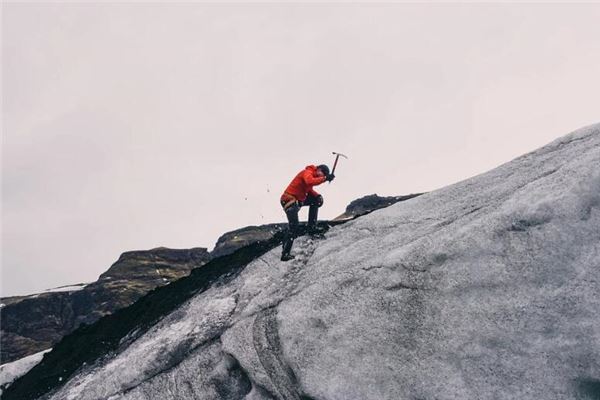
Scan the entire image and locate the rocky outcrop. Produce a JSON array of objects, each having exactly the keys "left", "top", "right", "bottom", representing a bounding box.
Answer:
[
  {"left": 210, "top": 224, "right": 287, "bottom": 259},
  {"left": 211, "top": 195, "right": 423, "bottom": 259},
  {"left": 333, "top": 193, "right": 423, "bottom": 220},
  {"left": 0, "top": 247, "right": 210, "bottom": 364}
]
